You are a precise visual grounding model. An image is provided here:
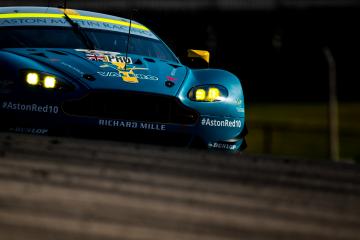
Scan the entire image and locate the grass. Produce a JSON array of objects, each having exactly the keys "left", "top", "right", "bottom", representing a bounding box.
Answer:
[{"left": 244, "top": 102, "right": 360, "bottom": 161}]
